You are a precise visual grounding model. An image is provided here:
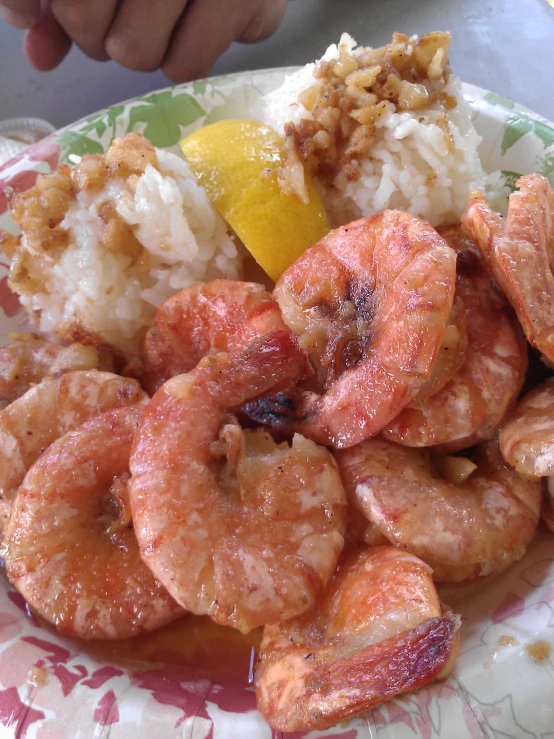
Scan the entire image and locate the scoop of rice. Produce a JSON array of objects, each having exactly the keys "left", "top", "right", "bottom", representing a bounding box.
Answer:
[
  {"left": 263, "top": 32, "right": 506, "bottom": 228},
  {"left": 6, "top": 133, "right": 241, "bottom": 357}
]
